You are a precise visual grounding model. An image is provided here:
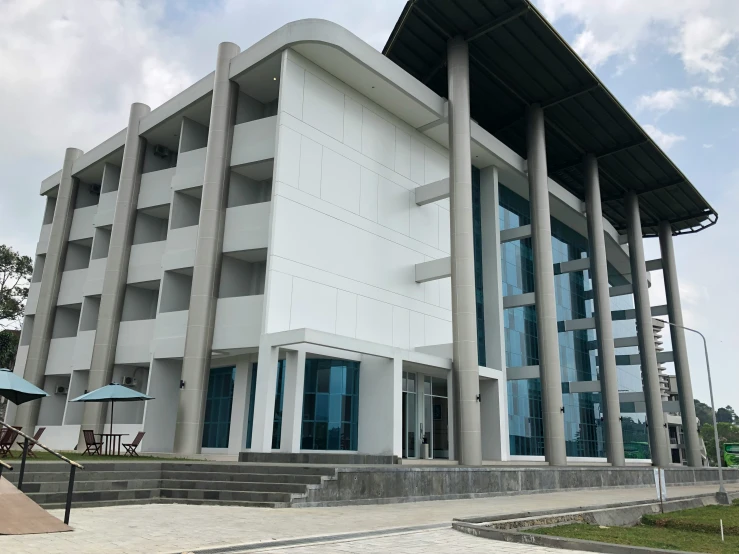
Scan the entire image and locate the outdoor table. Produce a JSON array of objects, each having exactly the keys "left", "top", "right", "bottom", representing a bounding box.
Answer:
[{"left": 96, "top": 433, "right": 129, "bottom": 456}]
